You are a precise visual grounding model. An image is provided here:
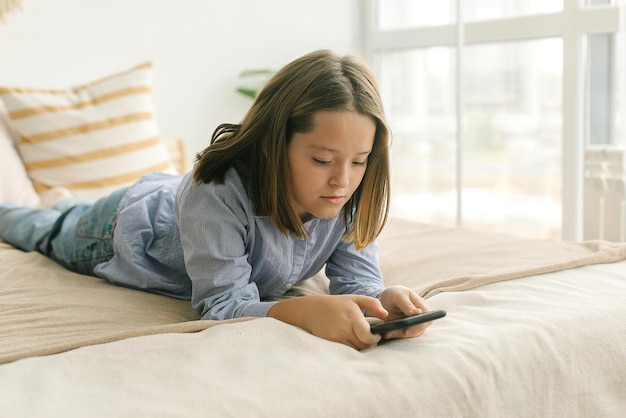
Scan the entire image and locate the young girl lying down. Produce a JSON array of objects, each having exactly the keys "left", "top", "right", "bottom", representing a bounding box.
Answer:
[{"left": 0, "top": 49, "right": 432, "bottom": 350}]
